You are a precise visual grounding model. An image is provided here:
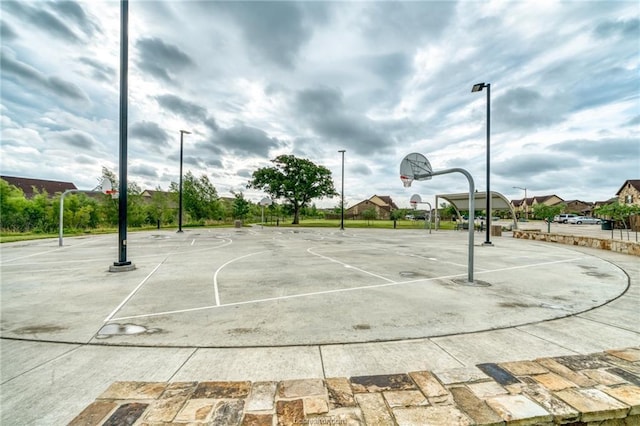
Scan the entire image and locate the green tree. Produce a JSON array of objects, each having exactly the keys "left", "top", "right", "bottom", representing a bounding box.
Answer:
[
  {"left": 170, "top": 172, "right": 220, "bottom": 223},
  {"left": 0, "top": 179, "right": 29, "bottom": 231},
  {"left": 232, "top": 192, "right": 251, "bottom": 220},
  {"left": 362, "top": 207, "right": 377, "bottom": 225},
  {"left": 248, "top": 155, "right": 337, "bottom": 224},
  {"left": 594, "top": 201, "right": 640, "bottom": 239},
  {"left": 532, "top": 203, "right": 564, "bottom": 232}
]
